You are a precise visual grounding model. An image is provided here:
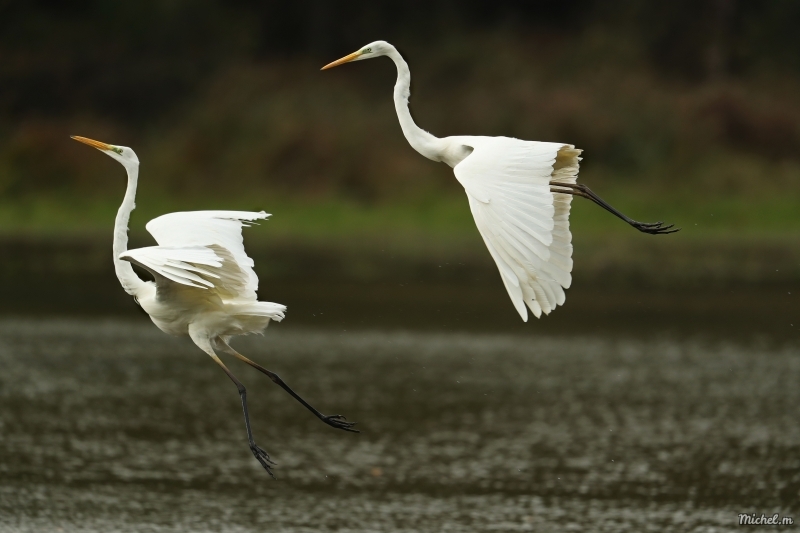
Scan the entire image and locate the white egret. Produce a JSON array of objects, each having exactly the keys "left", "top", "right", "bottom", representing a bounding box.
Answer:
[
  {"left": 71, "top": 136, "right": 357, "bottom": 478},
  {"left": 322, "top": 41, "right": 678, "bottom": 321}
]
